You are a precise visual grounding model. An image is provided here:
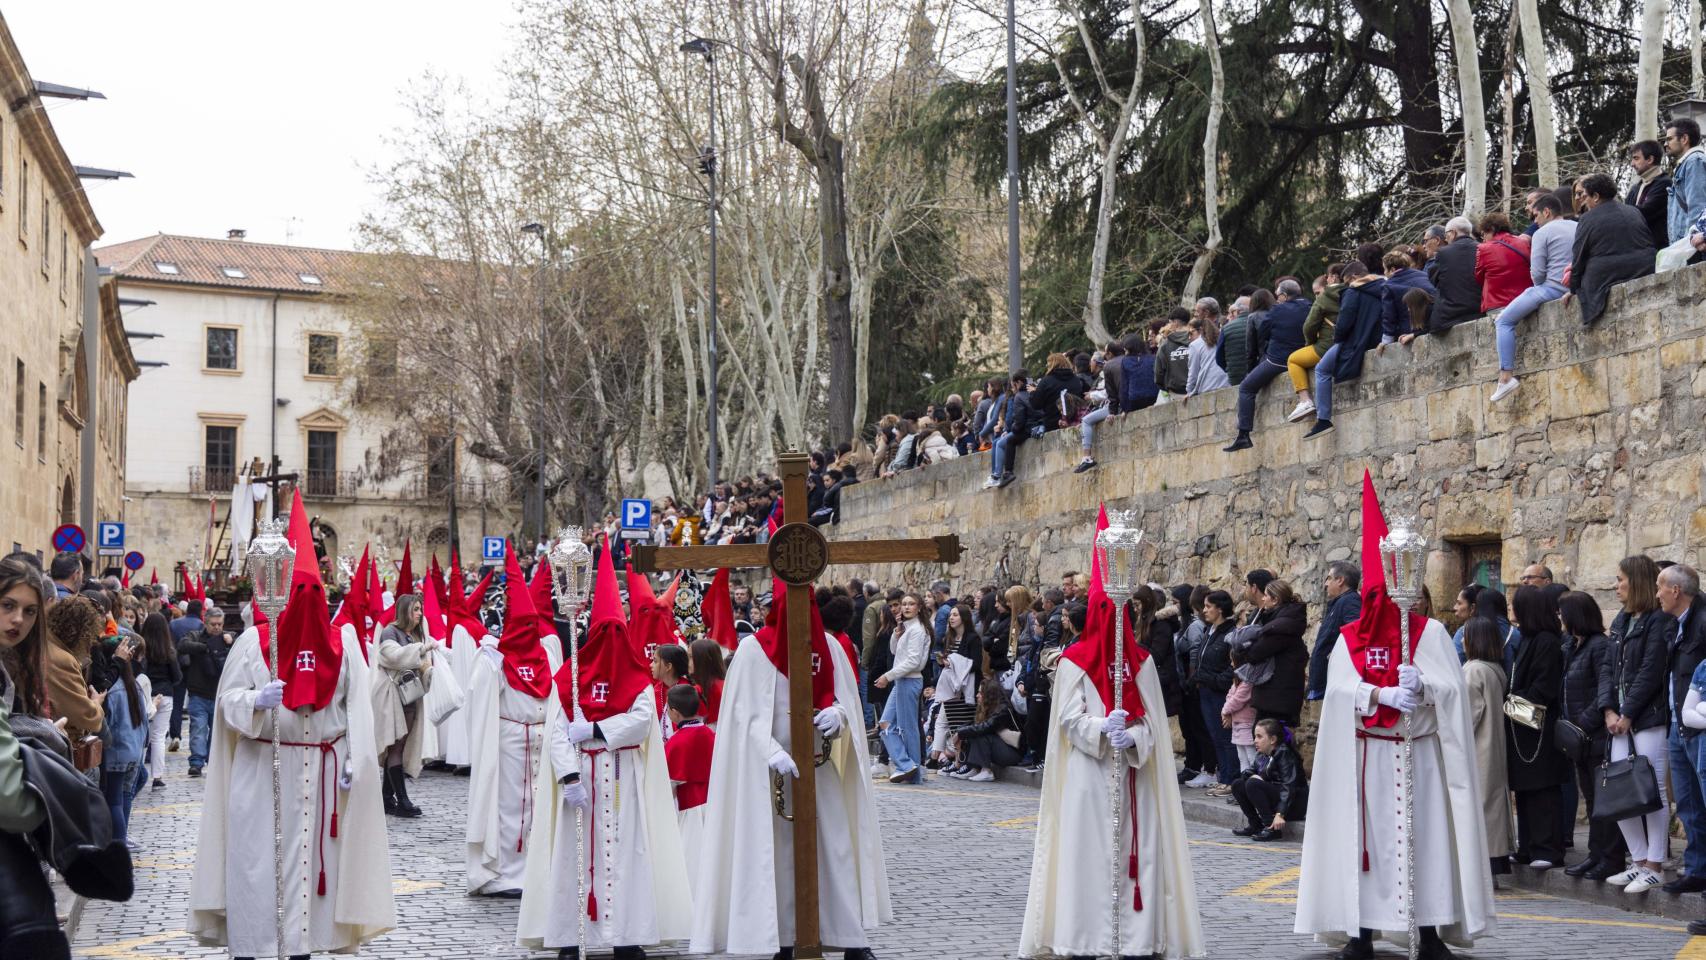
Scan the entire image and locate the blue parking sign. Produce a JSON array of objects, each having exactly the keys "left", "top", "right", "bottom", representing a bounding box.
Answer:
[
  {"left": 621, "top": 498, "right": 652, "bottom": 530},
  {"left": 97, "top": 522, "right": 126, "bottom": 555},
  {"left": 482, "top": 536, "right": 506, "bottom": 566}
]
